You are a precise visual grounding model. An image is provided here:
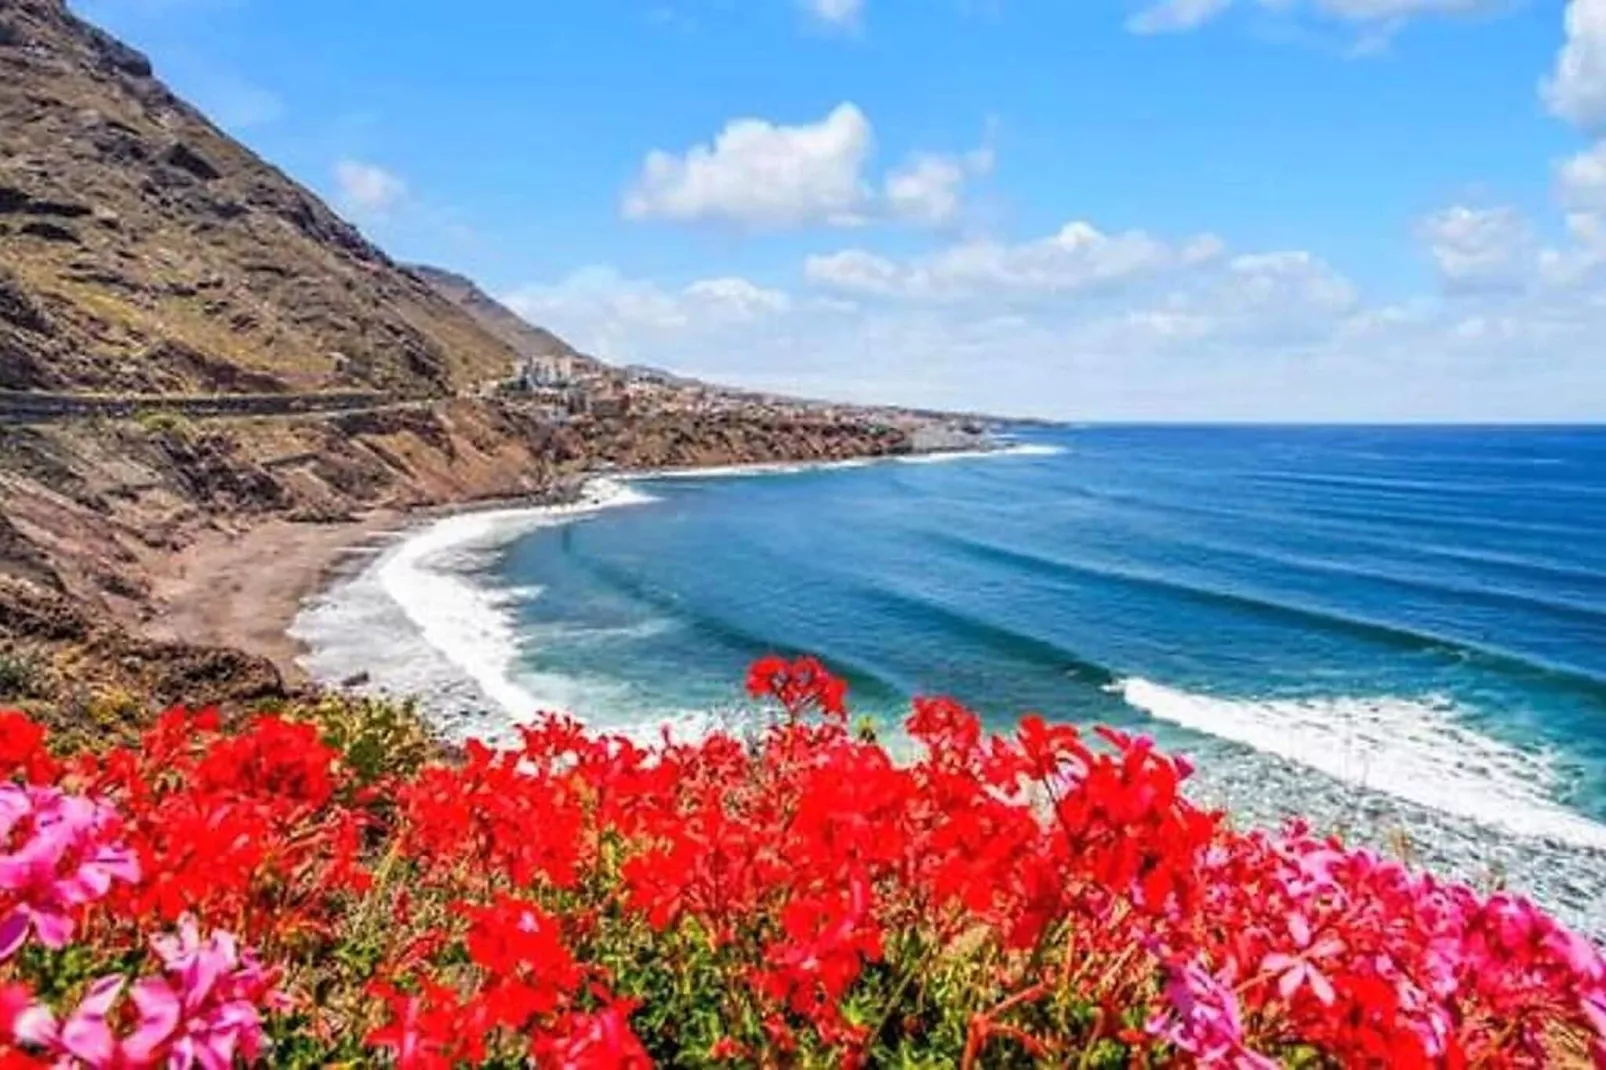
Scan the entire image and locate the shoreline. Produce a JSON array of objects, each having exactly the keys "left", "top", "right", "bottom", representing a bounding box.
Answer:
[
  {"left": 148, "top": 512, "right": 405, "bottom": 685},
  {"left": 147, "top": 481, "right": 593, "bottom": 685},
  {"left": 146, "top": 439, "right": 1606, "bottom": 940},
  {"left": 155, "top": 440, "right": 1035, "bottom": 690}
]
